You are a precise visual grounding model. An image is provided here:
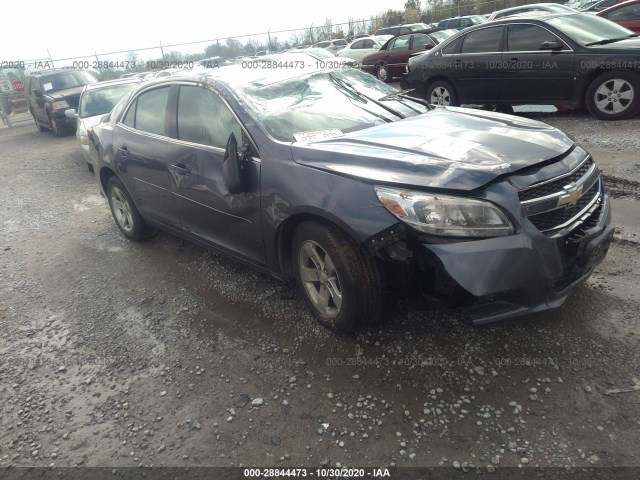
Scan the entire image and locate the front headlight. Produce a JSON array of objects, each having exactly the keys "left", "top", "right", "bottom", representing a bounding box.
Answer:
[
  {"left": 51, "top": 100, "right": 70, "bottom": 110},
  {"left": 375, "top": 186, "right": 514, "bottom": 238}
]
